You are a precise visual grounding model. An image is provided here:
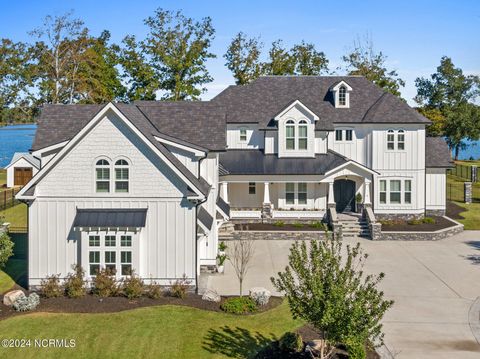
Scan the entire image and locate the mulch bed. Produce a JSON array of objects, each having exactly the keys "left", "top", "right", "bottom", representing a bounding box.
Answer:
[
  {"left": 0, "top": 291, "right": 283, "bottom": 321},
  {"left": 256, "top": 324, "right": 380, "bottom": 359},
  {"left": 380, "top": 216, "right": 458, "bottom": 232},
  {"left": 446, "top": 201, "right": 466, "bottom": 220},
  {"left": 235, "top": 223, "right": 324, "bottom": 232}
]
